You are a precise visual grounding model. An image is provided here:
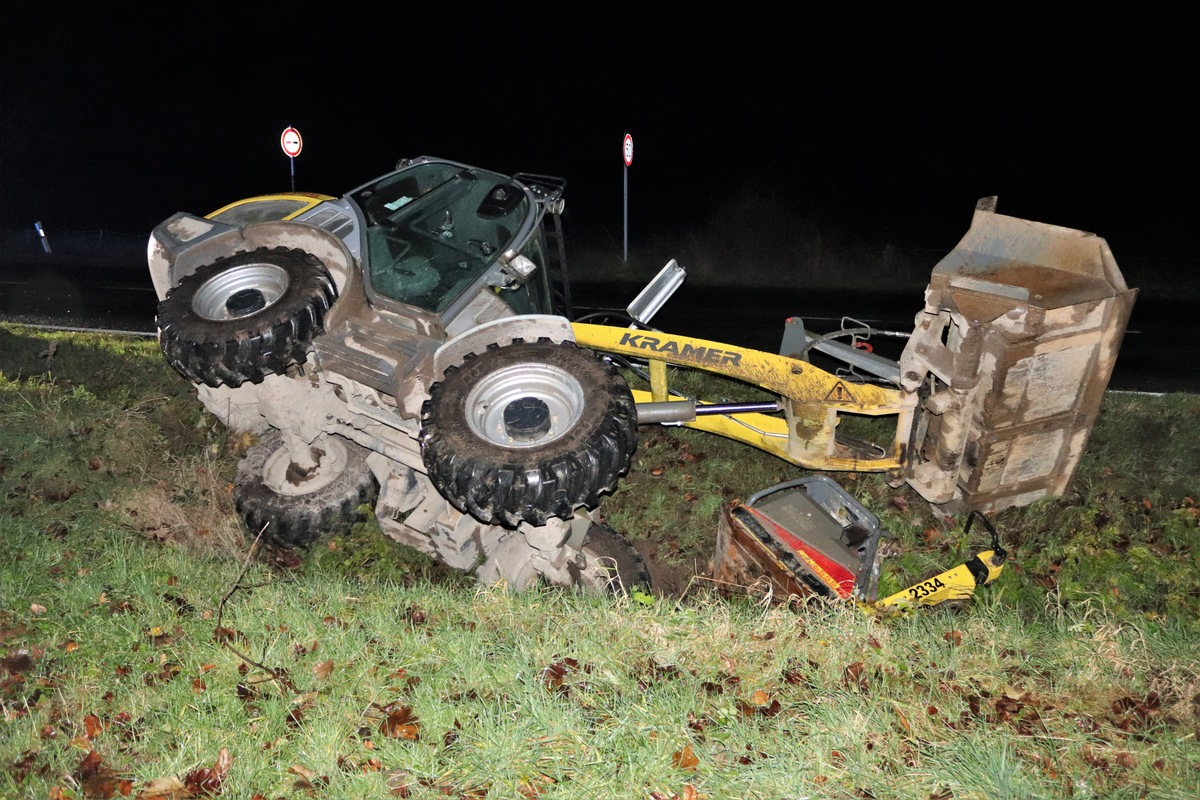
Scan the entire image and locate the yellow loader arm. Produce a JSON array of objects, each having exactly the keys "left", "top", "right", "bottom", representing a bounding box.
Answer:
[{"left": 571, "top": 322, "right": 917, "bottom": 473}]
